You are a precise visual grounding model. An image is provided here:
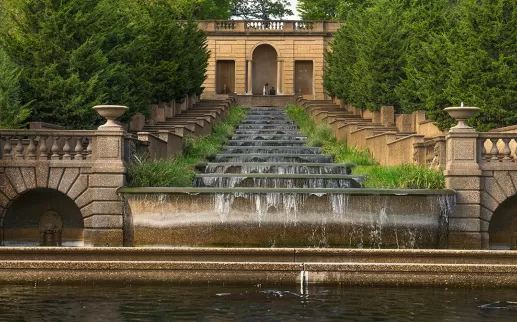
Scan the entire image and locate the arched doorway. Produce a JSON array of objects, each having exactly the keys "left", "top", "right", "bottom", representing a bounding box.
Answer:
[
  {"left": 252, "top": 44, "right": 277, "bottom": 95},
  {"left": 488, "top": 194, "right": 517, "bottom": 249},
  {"left": 2, "top": 188, "right": 84, "bottom": 246}
]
